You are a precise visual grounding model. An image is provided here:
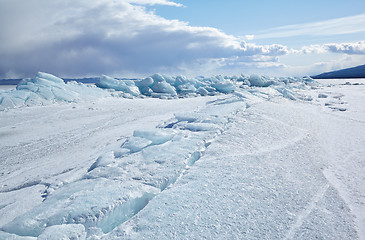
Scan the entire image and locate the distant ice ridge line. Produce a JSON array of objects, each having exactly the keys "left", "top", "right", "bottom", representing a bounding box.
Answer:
[
  {"left": 0, "top": 72, "right": 109, "bottom": 111},
  {"left": 97, "top": 73, "right": 317, "bottom": 99},
  {"left": 0, "top": 72, "right": 317, "bottom": 110},
  {"left": 1, "top": 95, "right": 246, "bottom": 238}
]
